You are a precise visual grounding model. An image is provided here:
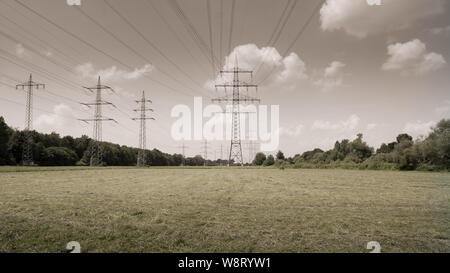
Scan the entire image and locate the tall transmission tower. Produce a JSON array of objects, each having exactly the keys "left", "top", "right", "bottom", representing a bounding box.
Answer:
[
  {"left": 79, "top": 76, "right": 117, "bottom": 167},
  {"left": 212, "top": 63, "right": 260, "bottom": 166},
  {"left": 220, "top": 143, "right": 224, "bottom": 165},
  {"left": 177, "top": 142, "right": 188, "bottom": 166},
  {"left": 215, "top": 144, "right": 225, "bottom": 166},
  {"left": 132, "top": 91, "right": 154, "bottom": 167},
  {"left": 202, "top": 139, "right": 211, "bottom": 166},
  {"left": 16, "top": 74, "right": 45, "bottom": 166}
]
